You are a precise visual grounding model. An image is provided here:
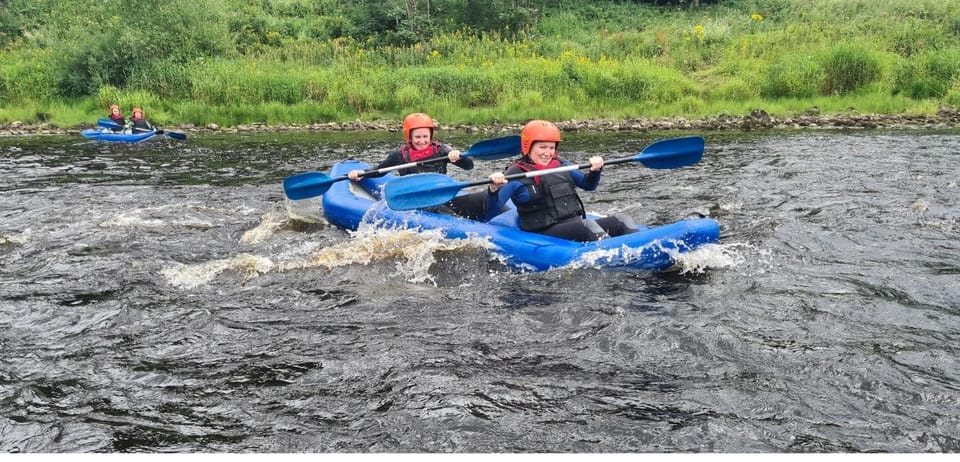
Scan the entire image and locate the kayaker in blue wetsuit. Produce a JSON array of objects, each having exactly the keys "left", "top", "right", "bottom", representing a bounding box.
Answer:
[
  {"left": 484, "top": 120, "right": 639, "bottom": 242},
  {"left": 125, "top": 107, "right": 154, "bottom": 133},
  {"left": 107, "top": 104, "right": 125, "bottom": 132},
  {"left": 347, "top": 112, "right": 486, "bottom": 220}
]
